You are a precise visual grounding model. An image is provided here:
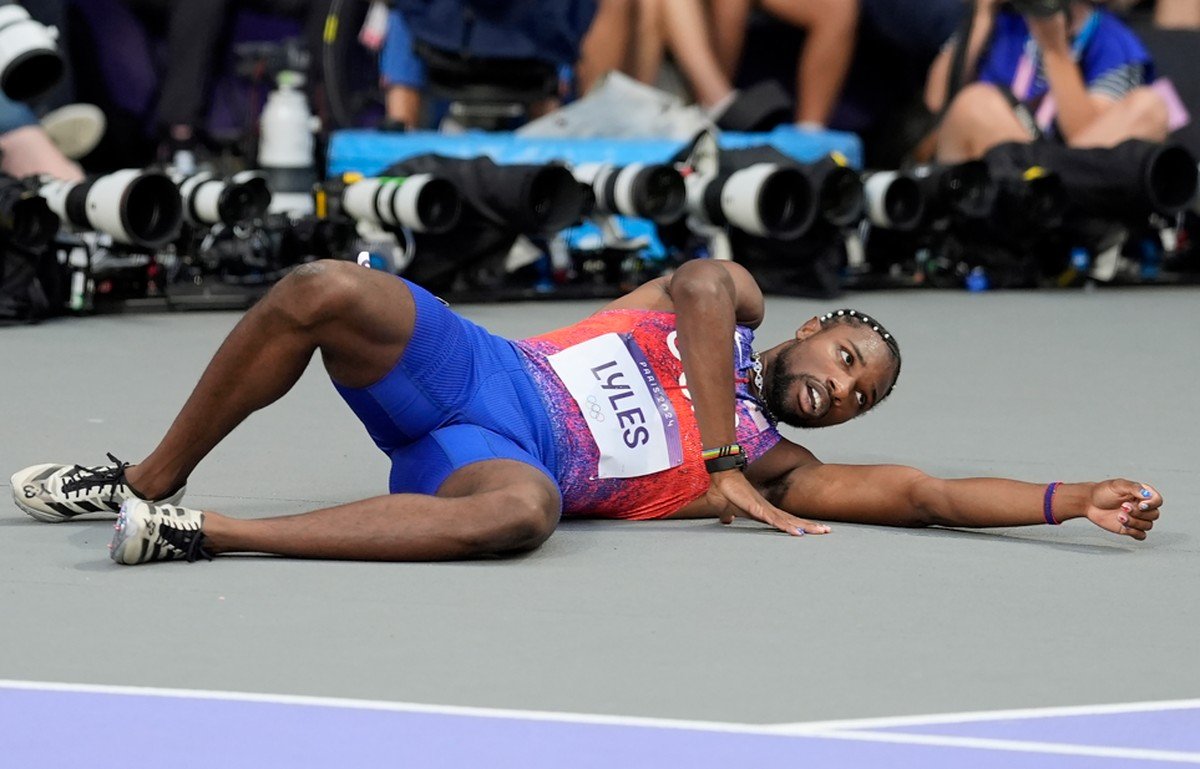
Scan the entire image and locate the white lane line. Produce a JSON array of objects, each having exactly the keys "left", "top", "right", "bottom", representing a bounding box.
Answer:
[
  {"left": 768, "top": 698, "right": 1200, "bottom": 733},
  {"left": 0, "top": 679, "right": 773, "bottom": 736},
  {"left": 802, "top": 730, "right": 1200, "bottom": 764}
]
